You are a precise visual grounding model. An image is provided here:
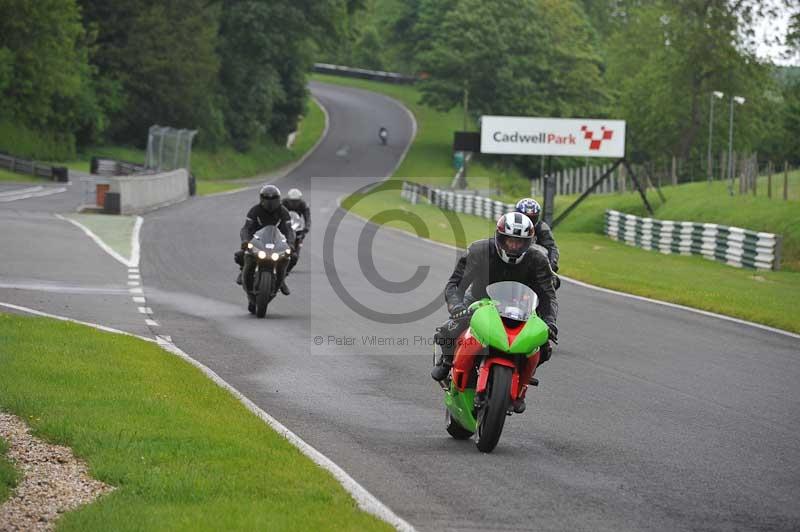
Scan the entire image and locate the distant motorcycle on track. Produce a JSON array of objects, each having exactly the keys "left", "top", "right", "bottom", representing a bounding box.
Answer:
[
  {"left": 241, "top": 225, "right": 292, "bottom": 318},
  {"left": 378, "top": 126, "right": 388, "bottom": 146},
  {"left": 436, "top": 281, "right": 550, "bottom": 453}
]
